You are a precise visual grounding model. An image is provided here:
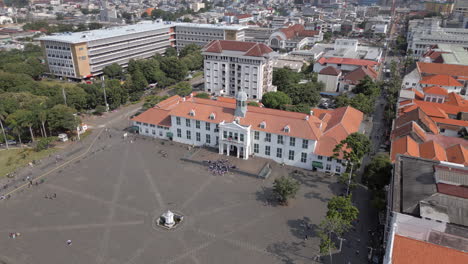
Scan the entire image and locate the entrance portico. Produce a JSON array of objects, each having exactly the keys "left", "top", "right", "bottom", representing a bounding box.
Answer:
[{"left": 218, "top": 121, "right": 251, "bottom": 160}]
